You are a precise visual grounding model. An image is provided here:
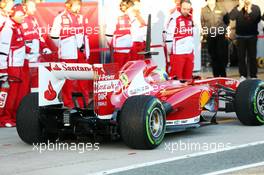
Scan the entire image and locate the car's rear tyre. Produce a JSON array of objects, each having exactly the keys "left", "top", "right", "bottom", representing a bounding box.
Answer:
[
  {"left": 120, "top": 96, "right": 166, "bottom": 149},
  {"left": 235, "top": 79, "right": 264, "bottom": 126},
  {"left": 16, "top": 93, "right": 57, "bottom": 145}
]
